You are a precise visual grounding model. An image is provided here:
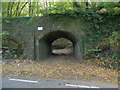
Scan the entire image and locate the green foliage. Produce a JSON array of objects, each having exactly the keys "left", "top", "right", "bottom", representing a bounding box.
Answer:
[
  {"left": 98, "top": 58, "right": 118, "bottom": 70},
  {"left": 1, "top": 31, "right": 10, "bottom": 36},
  {"left": 88, "top": 49, "right": 102, "bottom": 52},
  {"left": 3, "top": 20, "right": 11, "bottom": 24},
  {"left": 47, "top": 2, "right": 119, "bottom": 43},
  {"left": 111, "top": 54, "right": 118, "bottom": 59},
  {"left": 26, "top": 16, "right": 36, "bottom": 24},
  {"left": 2, "top": 3, "right": 120, "bottom": 42},
  {"left": 108, "top": 31, "right": 120, "bottom": 45},
  {"left": 2, "top": 31, "right": 23, "bottom": 58}
]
